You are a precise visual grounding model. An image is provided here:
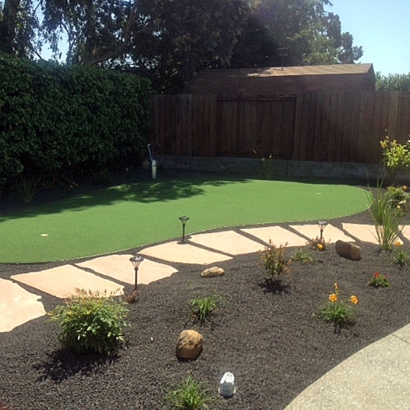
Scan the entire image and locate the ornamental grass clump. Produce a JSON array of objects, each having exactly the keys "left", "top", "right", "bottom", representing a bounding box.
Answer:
[
  {"left": 191, "top": 294, "right": 219, "bottom": 324},
  {"left": 259, "top": 241, "right": 291, "bottom": 284},
  {"left": 368, "top": 272, "right": 390, "bottom": 288},
  {"left": 165, "top": 376, "right": 213, "bottom": 410},
  {"left": 316, "top": 283, "right": 358, "bottom": 329},
  {"left": 49, "top": 288, "right": 130, "bottom": 355},
  {"left": 367, "top": 183, "right": 404, "bottom": 251}
]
